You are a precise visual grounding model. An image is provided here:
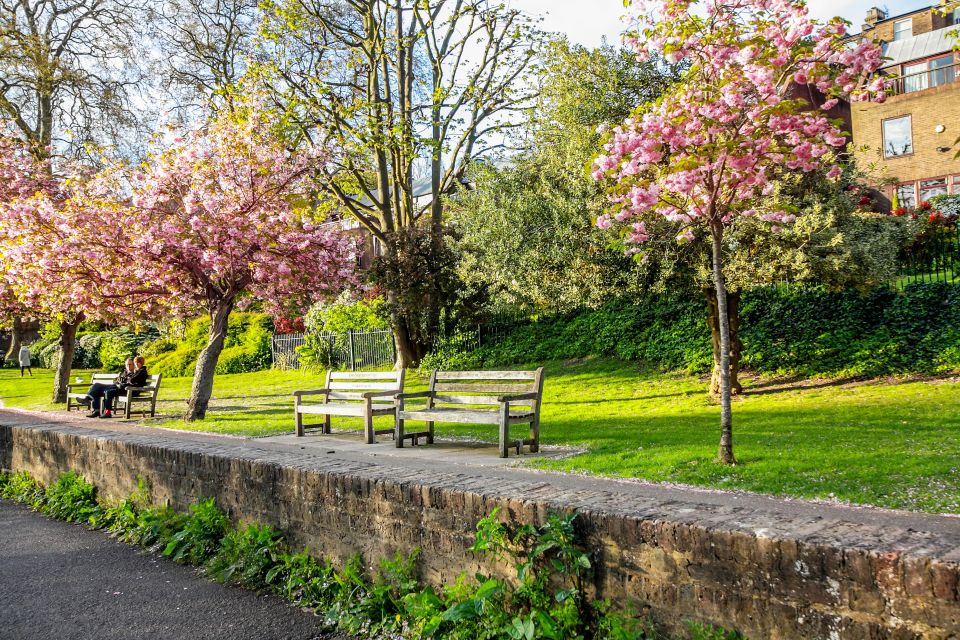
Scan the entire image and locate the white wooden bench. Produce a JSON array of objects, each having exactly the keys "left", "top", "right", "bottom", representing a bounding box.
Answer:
[
  {"left": 293, "top": 370, "right": 405, "bottom": 444},
  {"left": 115, "top": 374, "right": 163, "bottom": 419},
  {"left": 394, "top": 368, "right": 545, "bottom": 458},
  {"left": 66, "top": 373, "right": 162, "bottom": 418},
  {"left": 66, "top": 373, "right": 116, "bottom": 412}
]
